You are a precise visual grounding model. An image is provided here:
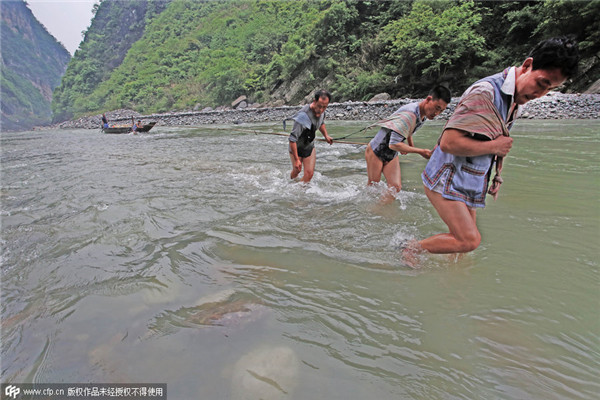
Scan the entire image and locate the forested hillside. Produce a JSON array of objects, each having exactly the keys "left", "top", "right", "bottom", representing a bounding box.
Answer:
[
  {"left": 53, "top": 0, "right": 600, "bottom": 121},
  {"left": 51, "top": 0, "right": 171, "bottom": 121},
  {"left": 1, "top": 0, "right": 70, "bottom": 131}
]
